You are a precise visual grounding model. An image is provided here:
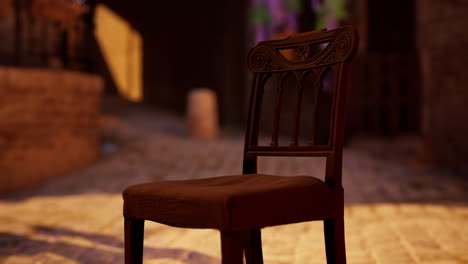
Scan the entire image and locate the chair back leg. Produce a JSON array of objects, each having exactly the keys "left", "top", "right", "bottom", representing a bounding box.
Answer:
[
  {"left": 125, "top": 218, "right": 145, "bottom": 264},
  {"left": 324, "top": 217, "right": 347, "bottom": 264}
]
